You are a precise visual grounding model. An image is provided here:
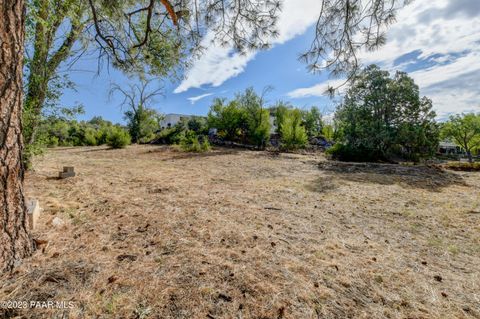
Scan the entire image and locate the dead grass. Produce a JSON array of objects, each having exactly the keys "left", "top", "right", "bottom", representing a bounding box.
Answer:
[{"left": 1, "top": 145, "right": 479, "bottom": 319}]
